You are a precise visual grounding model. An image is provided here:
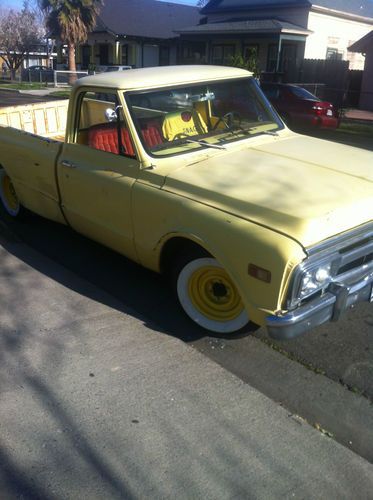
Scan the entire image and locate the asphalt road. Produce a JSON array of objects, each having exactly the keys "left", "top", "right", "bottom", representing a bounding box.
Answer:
[
  {"left": 2, "top": 233, "right": 373, "bottom": 499},
  {"left": 0, "top": 88, "right": 66, "bottom": 107},
  {"left": 1, "top": 211, "right": 372, "bottom": 464}
]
